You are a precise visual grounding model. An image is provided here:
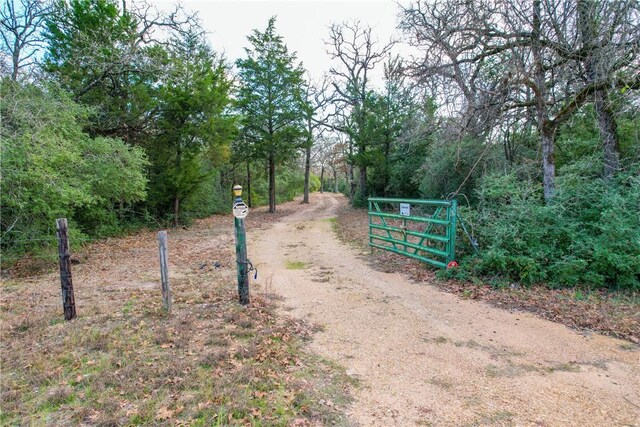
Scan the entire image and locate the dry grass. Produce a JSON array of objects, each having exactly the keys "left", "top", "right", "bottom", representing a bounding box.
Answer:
[
  {"left": 334, "top": 202, "right": 640, "bottom": 344},
  {"left": 1, "top": 199, "right": 353, "bottom": 426}
]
